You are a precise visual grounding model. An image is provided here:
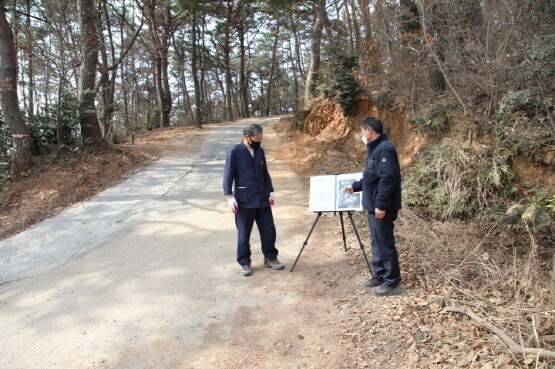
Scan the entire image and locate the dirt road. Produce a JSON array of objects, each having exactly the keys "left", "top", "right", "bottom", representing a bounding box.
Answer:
[{"left": 0, "top": 118, "right": 348, "bottom": 369}]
